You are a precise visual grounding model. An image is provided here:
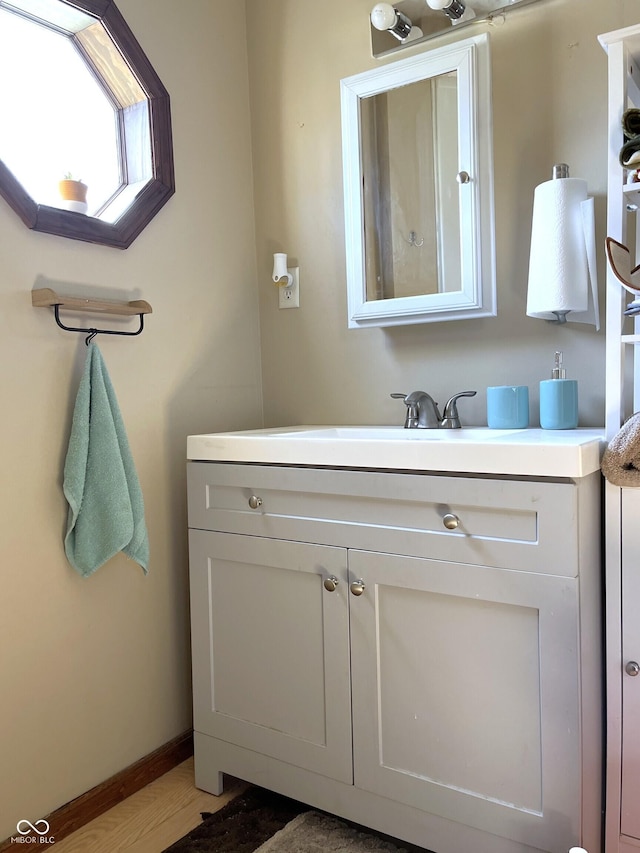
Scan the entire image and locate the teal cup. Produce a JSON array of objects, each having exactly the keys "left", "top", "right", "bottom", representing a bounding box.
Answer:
[{"left": 486, "top": 385, "right": 529, "bottom": 429}]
